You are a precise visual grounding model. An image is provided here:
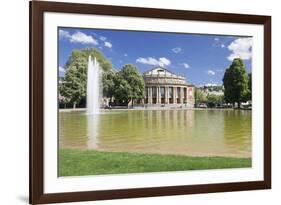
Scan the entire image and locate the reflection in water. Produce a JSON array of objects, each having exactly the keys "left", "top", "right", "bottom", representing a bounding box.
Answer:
[
  {"left": 59, "top": 111, "right": 87, "bottom": 149},
  {"left": 223, "top": 110, "right": 252, "bottom": 157},
  {"left": 87, "top": 114, "right": 100, "bottom": 149},
  {"left": 59, "top": 109, "right": 251, "bottom": 158}
]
